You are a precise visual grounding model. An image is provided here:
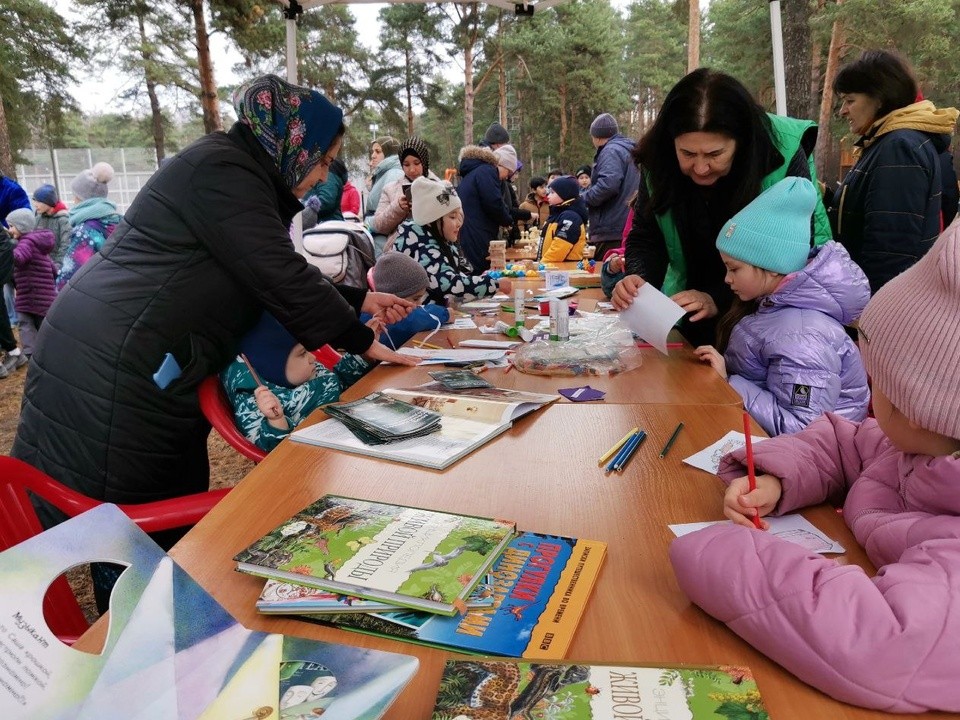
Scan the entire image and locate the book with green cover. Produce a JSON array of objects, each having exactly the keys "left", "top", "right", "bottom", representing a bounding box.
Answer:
[
  {"left": 431, "top": 660, "right": 769, "bottom": 720},
  {"left": 299, "top": 531, "right": 606, "bottom": 660},
  {"left": 323, "top": 391, "right": 442, "bottom": 444},
  {"left": 234, "top": 494, "right": 516, "bottom": 616}
]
